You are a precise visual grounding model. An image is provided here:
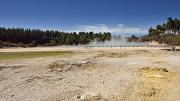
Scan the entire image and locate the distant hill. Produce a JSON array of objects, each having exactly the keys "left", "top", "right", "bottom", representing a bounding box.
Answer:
[{"left": 129, "top": 17, "right": 180, "bottom": 46}]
